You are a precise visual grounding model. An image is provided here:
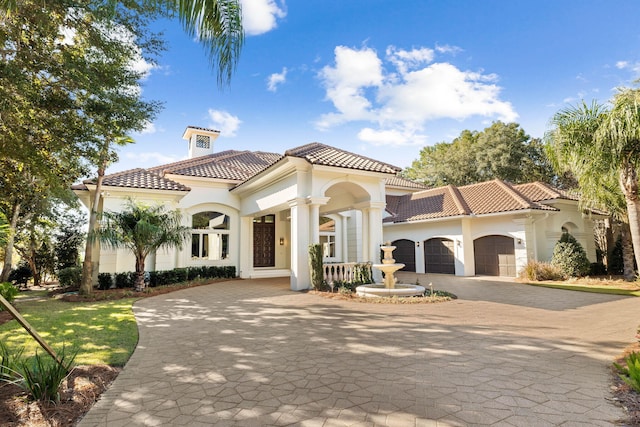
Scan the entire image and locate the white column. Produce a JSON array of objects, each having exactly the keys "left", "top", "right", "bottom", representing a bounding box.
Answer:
[
  {"left": 460, "top": 217, "right": 475, "bottom": 276},
  {"left": 368, "top": 202, "right": 385, "bottom": 282},
  {"left": 416, "top": 241, "right": 425, "bottom": 274},
  {"left": 340, "top": 213, "right": 349, "bottom": 262},
  {"left": 307, "top": 196, "right": 330, "bottom": 245},
  {"left": 239, "top": 216, "right": 253, "bottom": 278},
  {"left": 361, "top": 208, "right": 369, "bottom": 263},
  {"left": 289, "top": 198, "right": 310, "bottom": 291}
]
